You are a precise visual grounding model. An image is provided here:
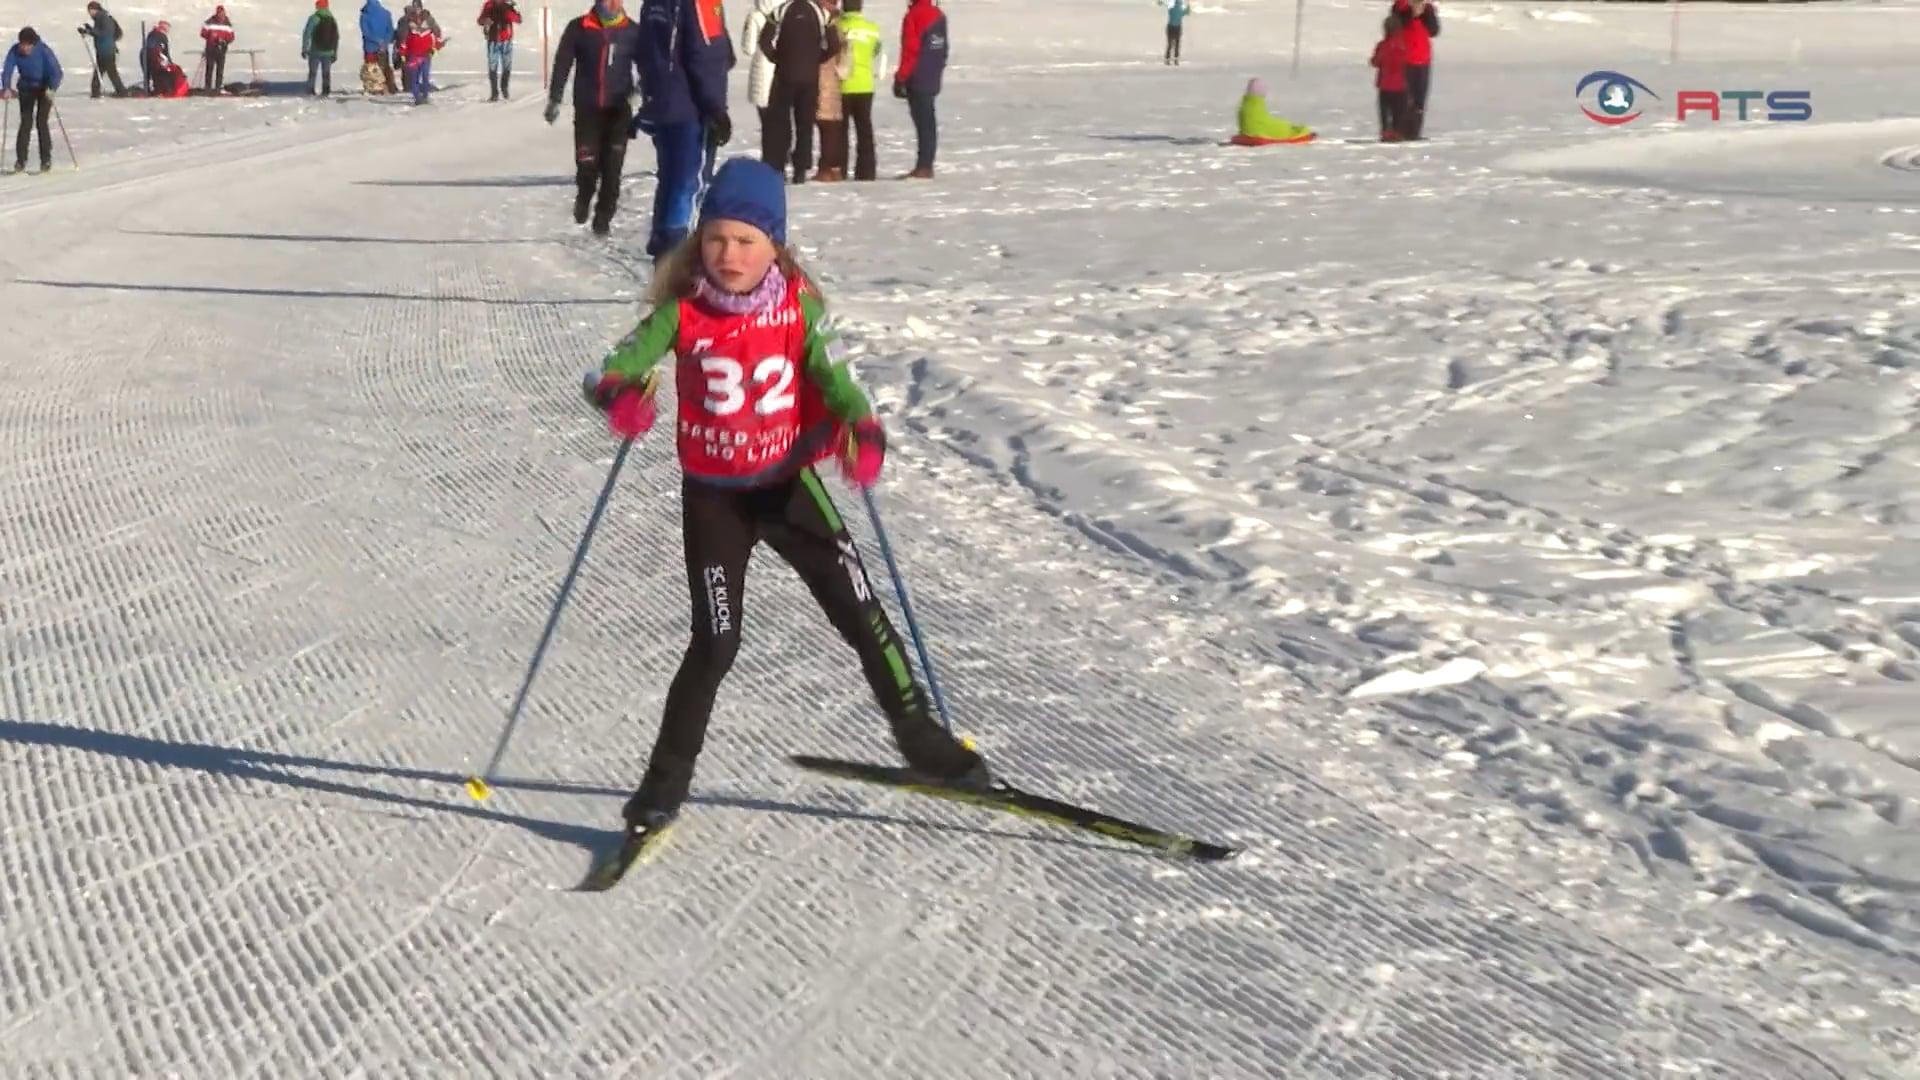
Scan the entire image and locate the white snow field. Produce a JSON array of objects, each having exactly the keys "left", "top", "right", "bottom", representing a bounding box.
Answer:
[{"left": 3, "top": 0, "right": 1919, "bottom": 1075}]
